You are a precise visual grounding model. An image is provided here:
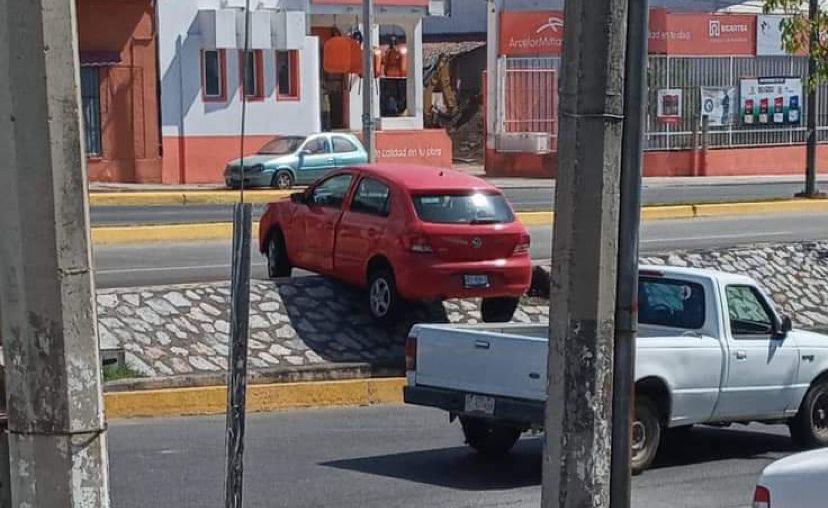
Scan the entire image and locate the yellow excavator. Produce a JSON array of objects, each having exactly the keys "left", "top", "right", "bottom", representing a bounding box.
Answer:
[{"left": 423, "top": 53, "right": 460, "bottom": 128}]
